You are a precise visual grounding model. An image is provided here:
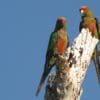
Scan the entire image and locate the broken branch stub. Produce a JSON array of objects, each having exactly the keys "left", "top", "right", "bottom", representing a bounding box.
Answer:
[{"left": 45, "top": 28, "right": 99, "bottom": 100}]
